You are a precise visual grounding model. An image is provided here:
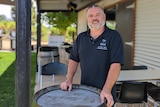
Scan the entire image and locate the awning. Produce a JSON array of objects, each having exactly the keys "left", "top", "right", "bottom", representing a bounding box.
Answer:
[
  {"left": 37, "top": 0, "right": 101, "bottom": 12},
  {"left": 0, "top": 0, "right": 101, "bottom": 12},
  {"left": 0, "top": 0, "right": 14, "bottom": 5}
]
